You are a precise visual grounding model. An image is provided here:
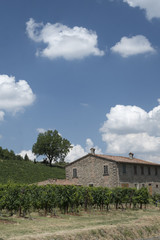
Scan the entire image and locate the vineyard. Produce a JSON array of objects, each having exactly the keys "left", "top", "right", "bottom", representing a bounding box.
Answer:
[
  {"left": 0, "top": 184, "right": 158, "bottom": 218},
  {"left": 0, "top": 159, "right": 65, "bottom": 184}
]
